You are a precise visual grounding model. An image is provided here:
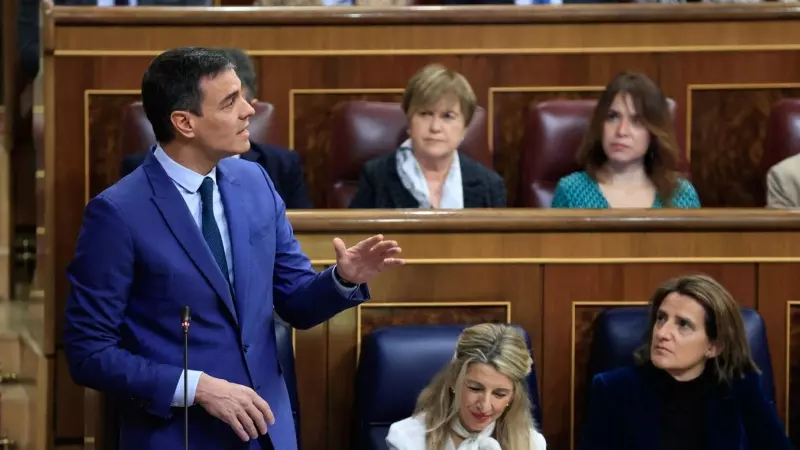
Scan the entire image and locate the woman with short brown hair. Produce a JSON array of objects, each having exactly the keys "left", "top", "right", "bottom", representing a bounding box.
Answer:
[{"left": 349, "top": 64, "right": 506, "bottom": 209}]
